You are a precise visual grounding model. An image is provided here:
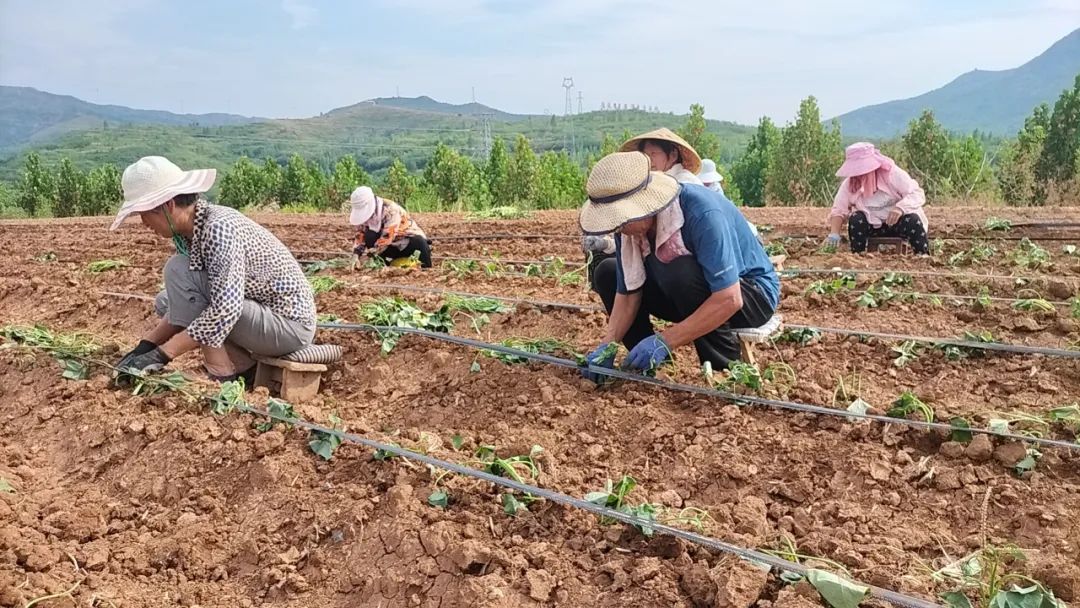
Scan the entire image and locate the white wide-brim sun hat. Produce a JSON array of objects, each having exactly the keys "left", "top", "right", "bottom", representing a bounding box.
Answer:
[
  {"left": 698, "top": 158, "right": 724, "bottom": 183},
  {"left": 110, "top": 156, "right": 216, "bottom": 230},
  {"left": 579, "top": 152, "right": 680, "bottom": 235}
]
